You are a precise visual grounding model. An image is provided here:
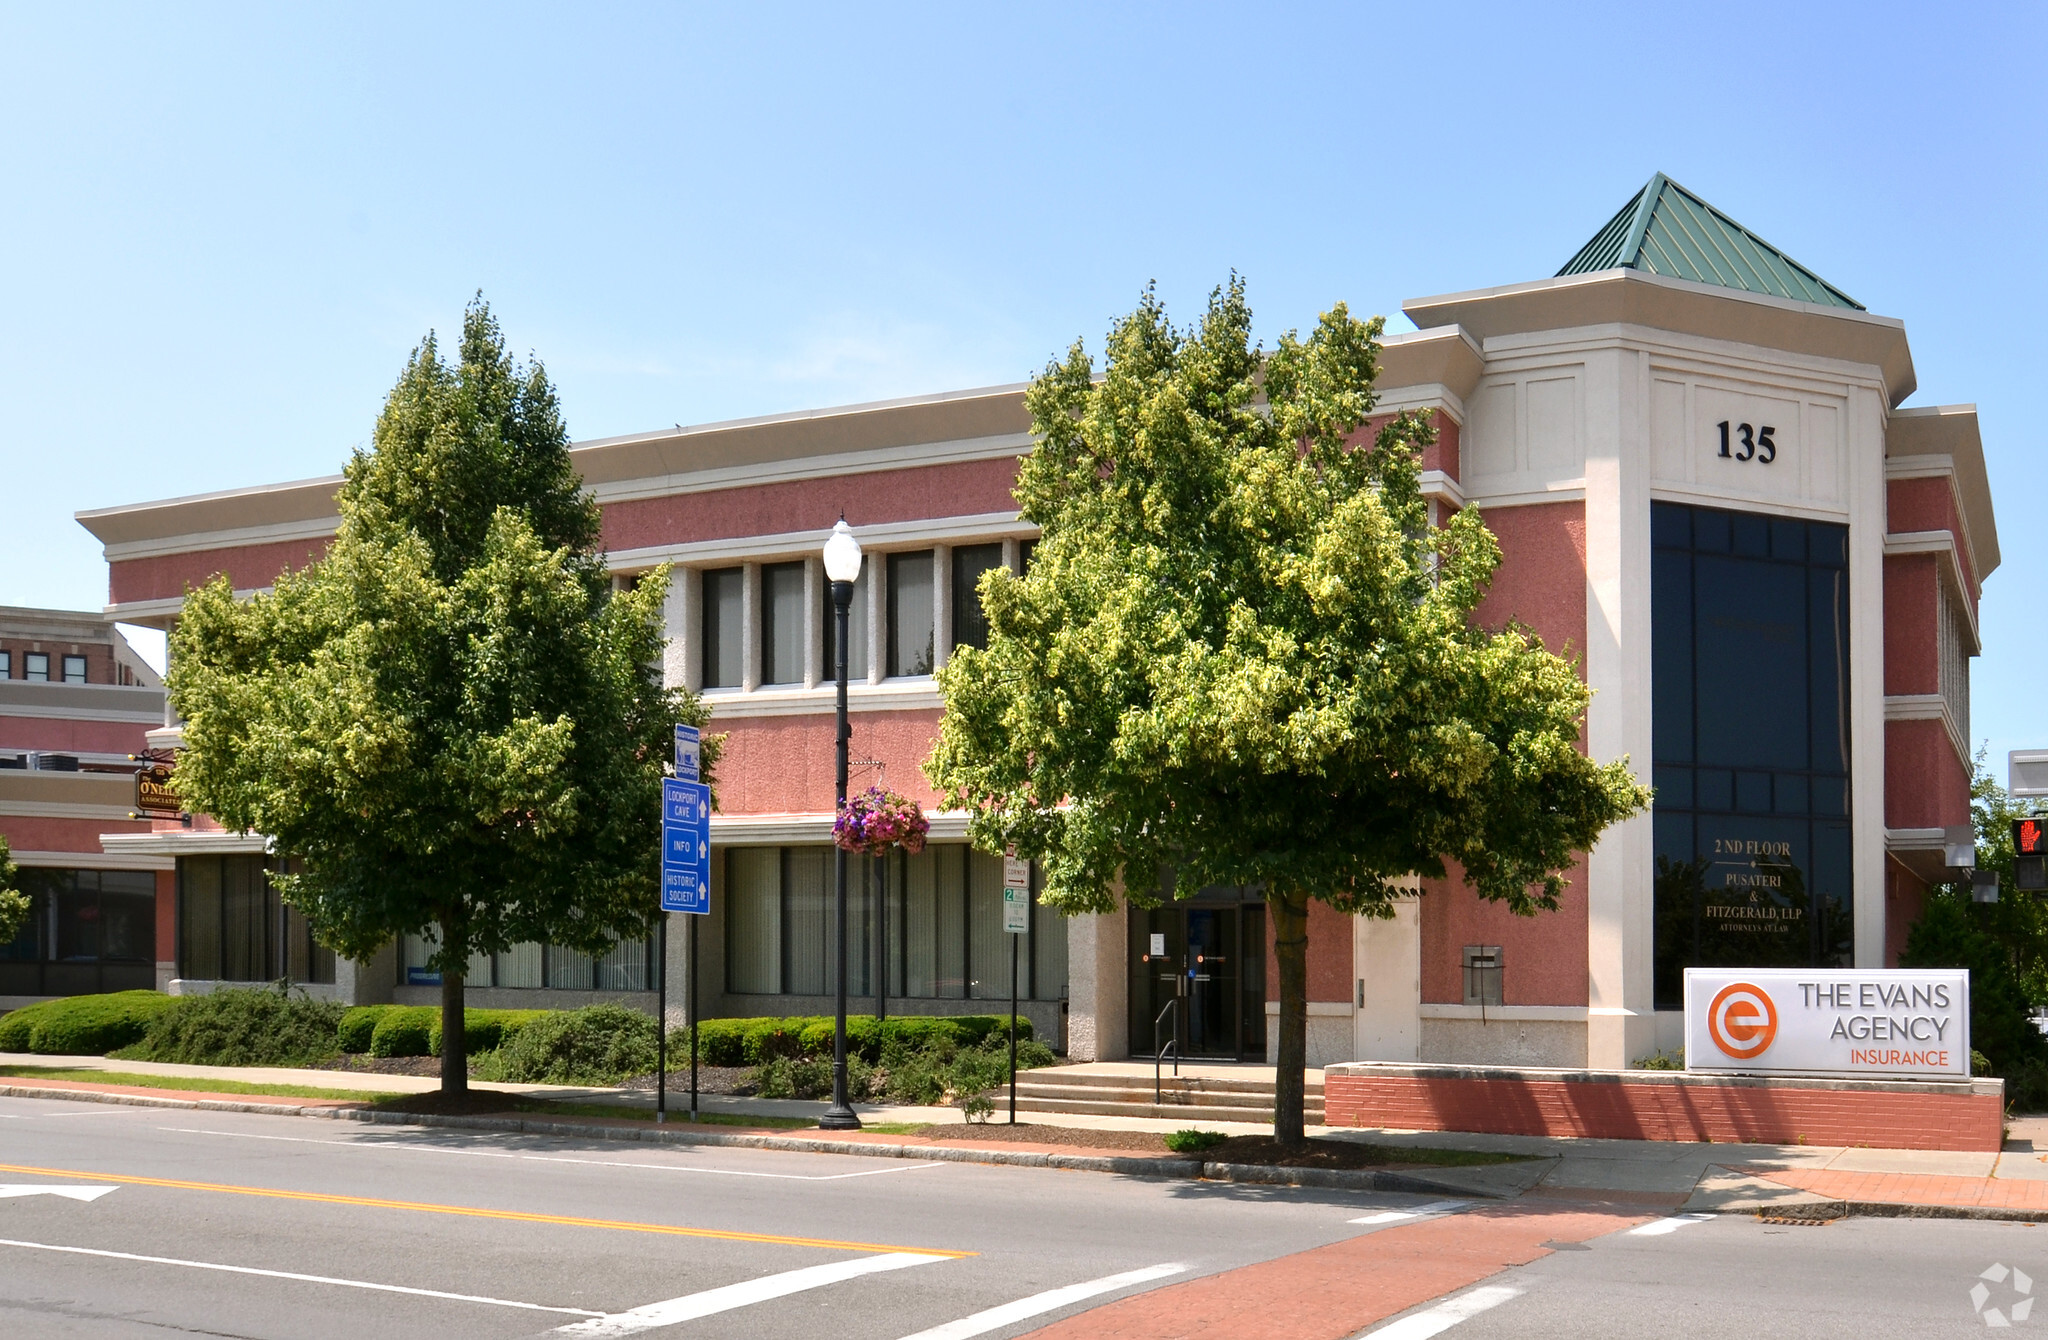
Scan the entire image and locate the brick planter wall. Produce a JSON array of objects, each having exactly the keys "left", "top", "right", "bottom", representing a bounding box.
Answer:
[{"left": 1323, "top": 1063, "right": 2005, "bottom": 1152}]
